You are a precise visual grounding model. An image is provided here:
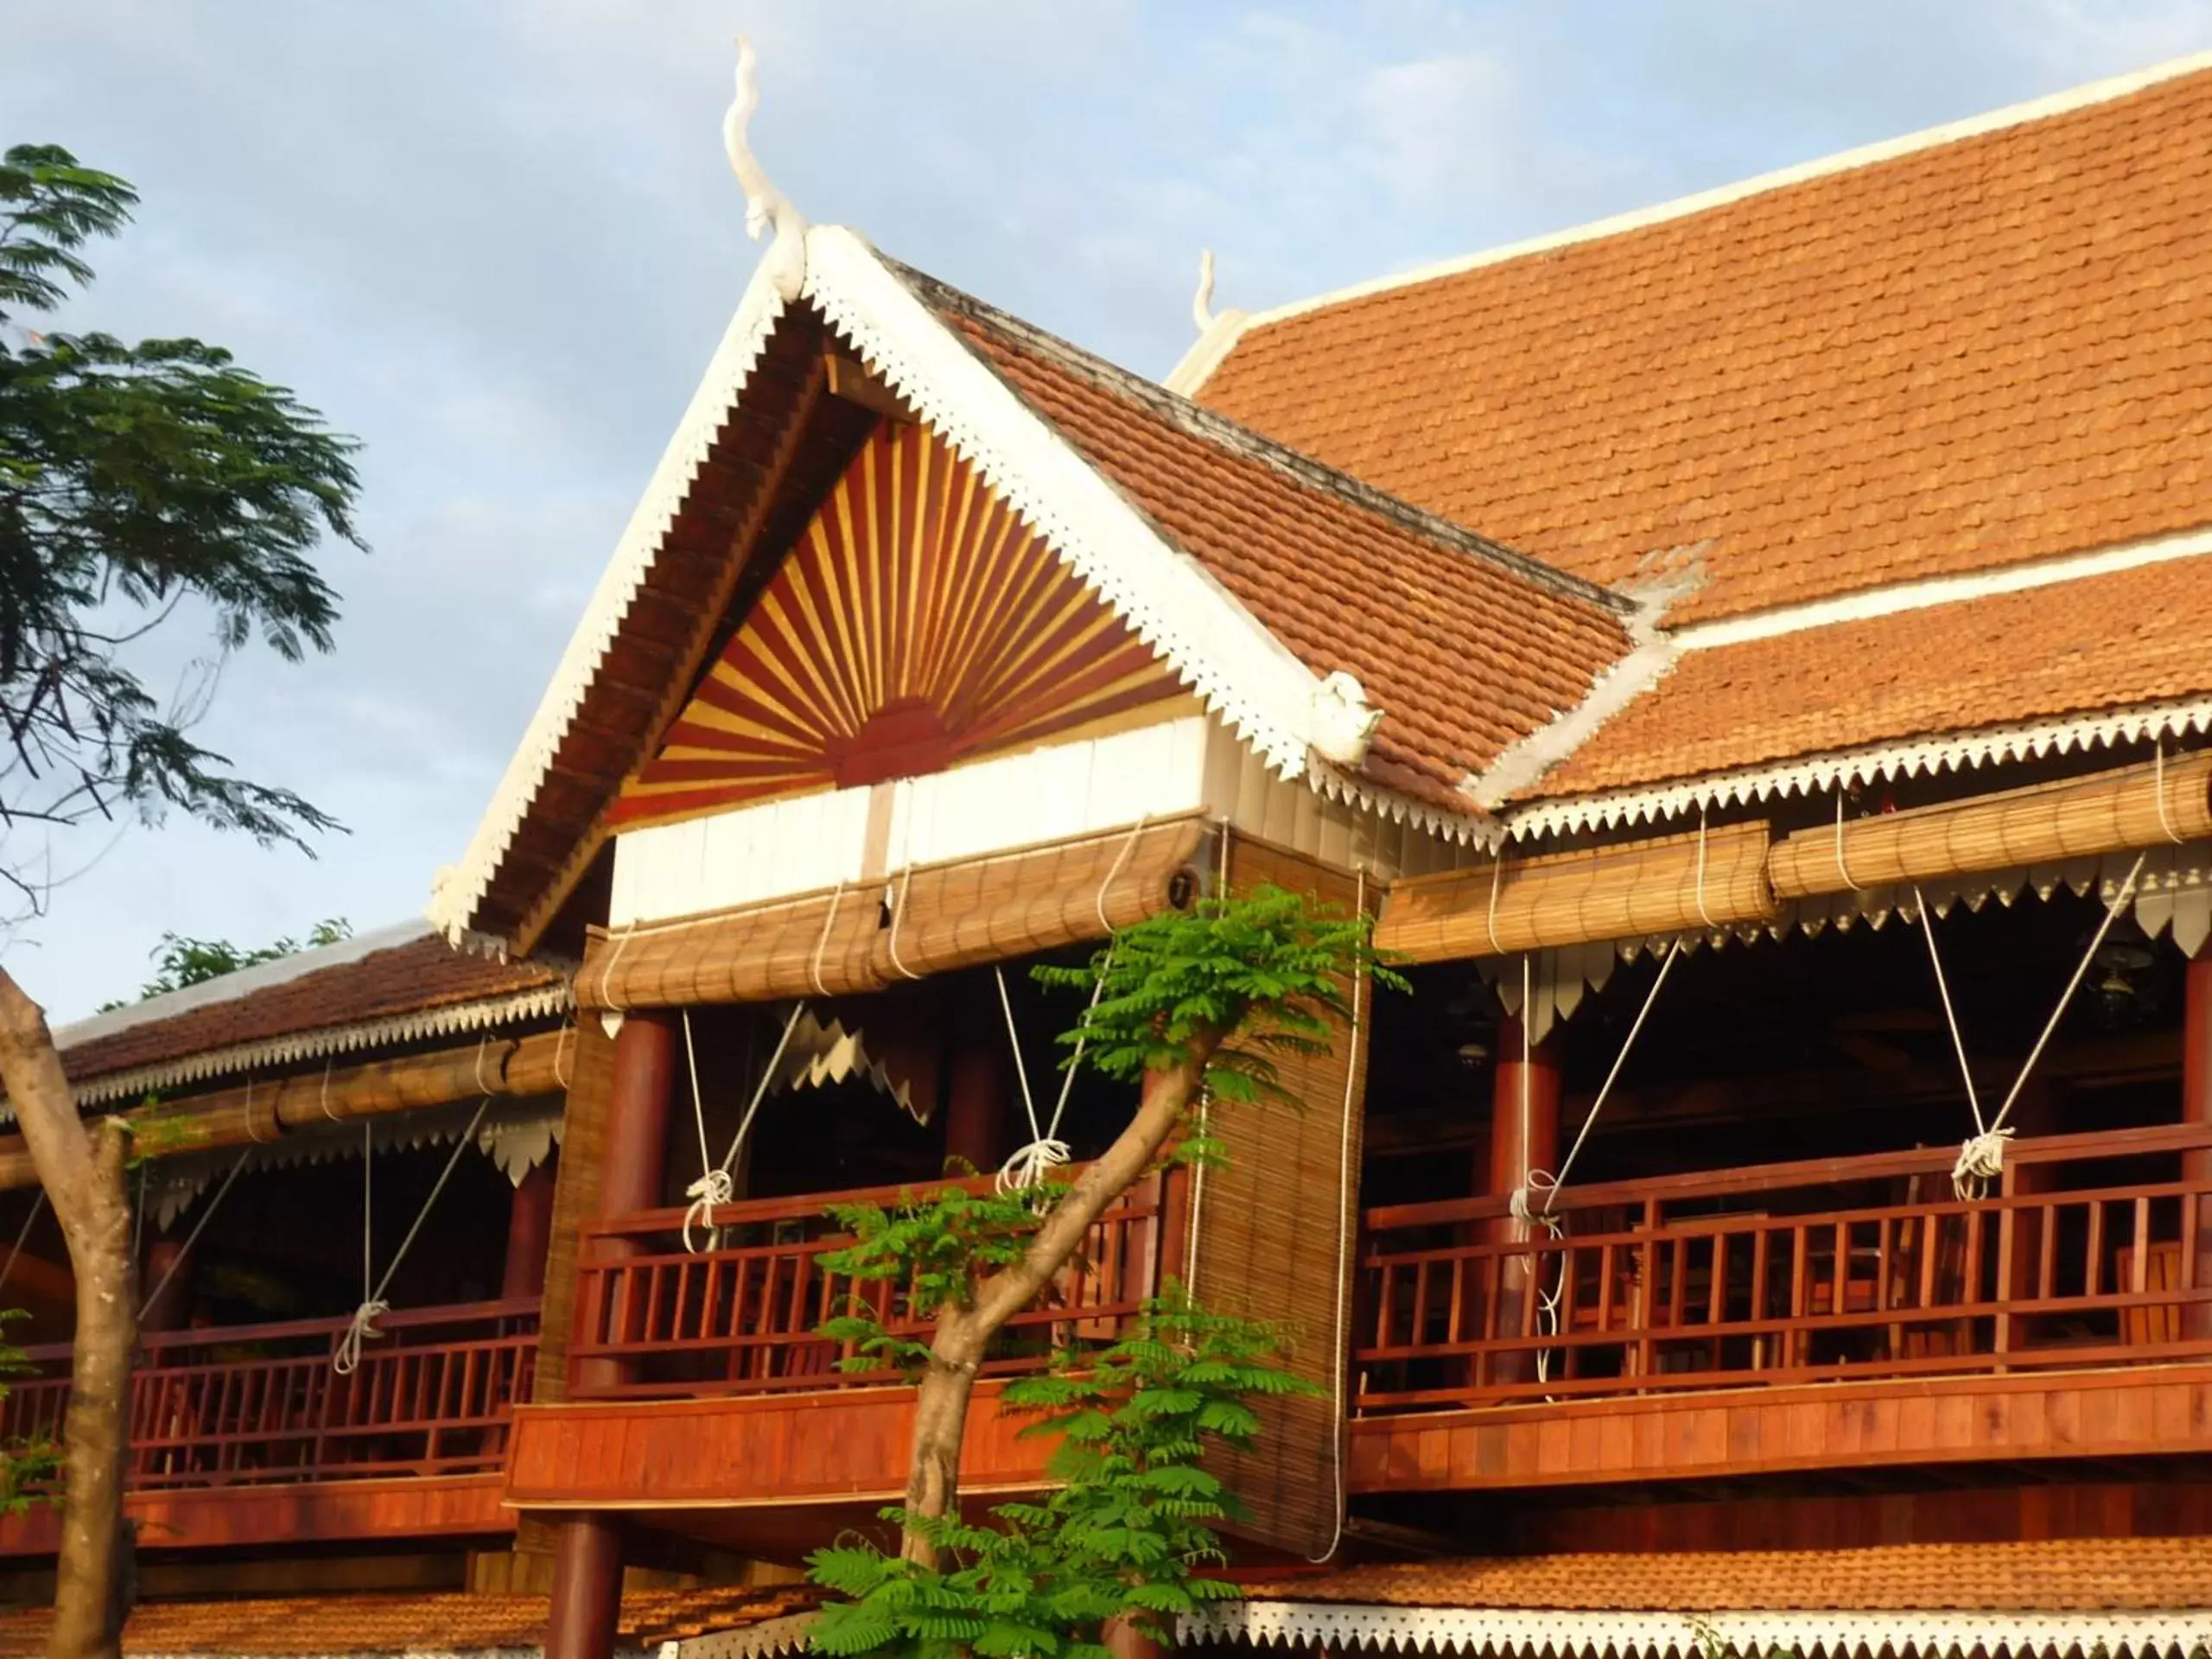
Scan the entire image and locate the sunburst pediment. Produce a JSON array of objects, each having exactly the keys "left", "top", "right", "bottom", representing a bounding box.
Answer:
[{"left": 611, "top": 422, "right": 1181, "bottom": 830}]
